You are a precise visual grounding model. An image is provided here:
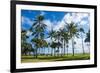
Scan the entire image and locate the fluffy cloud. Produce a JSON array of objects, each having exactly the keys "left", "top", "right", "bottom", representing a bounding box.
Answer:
[
  {"left": 64, "top": 12, "right": 89, "bottom": 24},
  {"left": 40, "top": 11, "right": 45, "bottom": 16},
  {"left": 52, "top": 12, "right": 89, "bottom": 31},
  {"left": 43, "top": 19, "right": 54, "bottom": 31},
  {"left": 53, "top": 20, "right": 65, "bottom": 31},
  {"left": 26, "top": 30, "right": 33, "bottom": 36},
  {"left": 21, "top": 16, "right": 33, "bottom": 26},
  {"left": 80, "top": 20, "right": 88, "bottom": 25}
]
